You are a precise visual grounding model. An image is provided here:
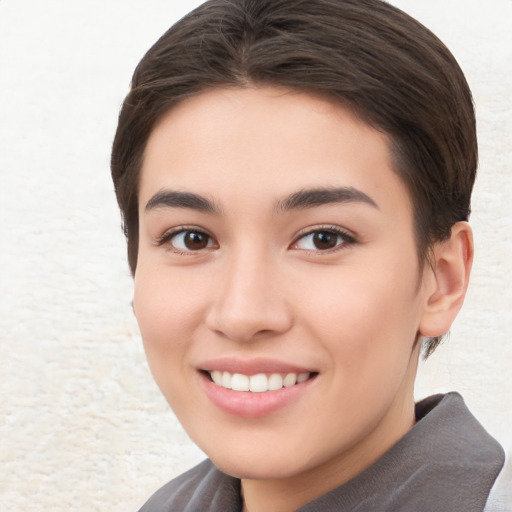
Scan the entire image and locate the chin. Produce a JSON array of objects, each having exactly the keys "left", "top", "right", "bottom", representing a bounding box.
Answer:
[
  {"left": 203, "top": 432, "right": 333, "bottom": 481},
  {"left": 210, "top": 453, "right": 301, "bottom": 480}
]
